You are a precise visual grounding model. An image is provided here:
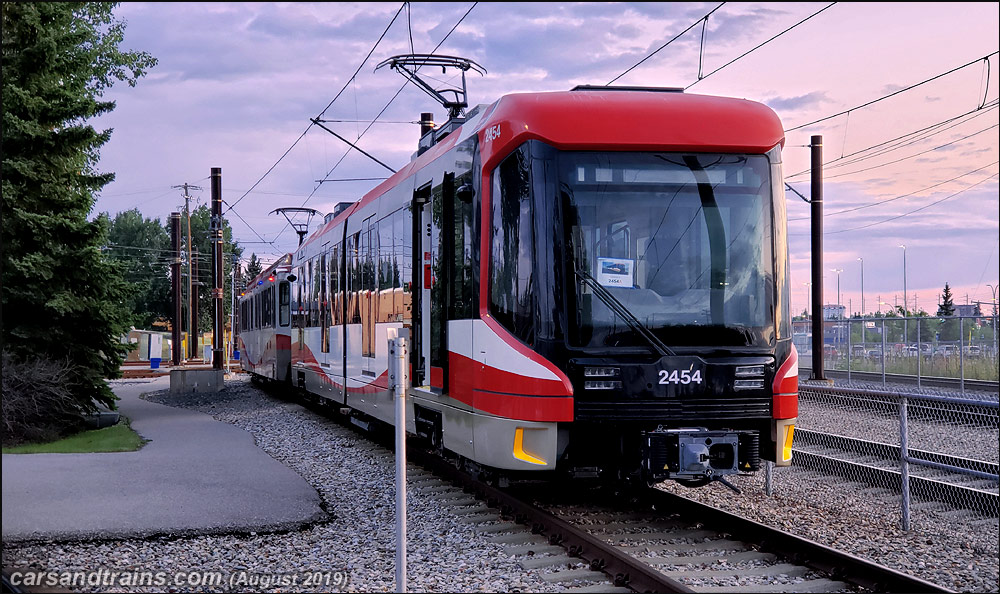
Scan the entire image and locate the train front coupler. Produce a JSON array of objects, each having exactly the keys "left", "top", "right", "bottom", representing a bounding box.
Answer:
[{"left": 641, "top": 427, "right": 760, "bottom": 487}]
